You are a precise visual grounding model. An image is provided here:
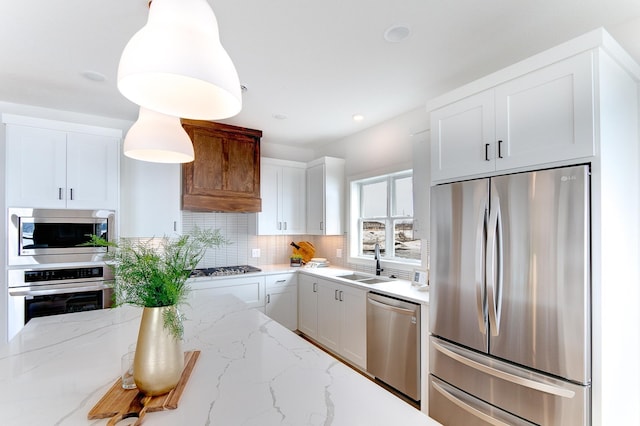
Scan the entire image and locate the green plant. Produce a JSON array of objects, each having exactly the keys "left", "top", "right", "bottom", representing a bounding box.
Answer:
[
  {"left": 290, "top": 253, "right": 303, "bottom": 260},
  {"left": 85, "top": 227, "right": 229, "bottom": 339}
]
